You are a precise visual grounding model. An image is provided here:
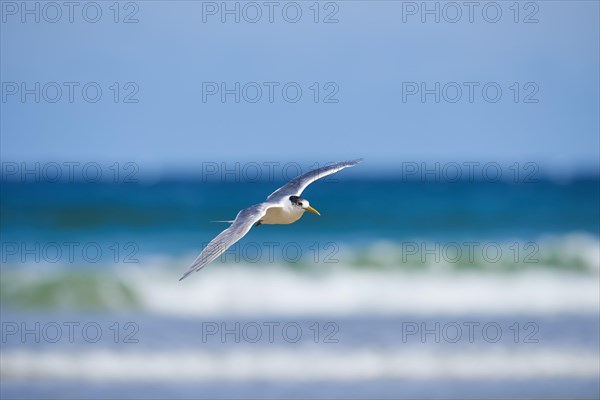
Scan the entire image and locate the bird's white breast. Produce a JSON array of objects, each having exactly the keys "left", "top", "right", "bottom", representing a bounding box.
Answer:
[{"left": 260, "top": 206, "right": 304, "bottom": 225}]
